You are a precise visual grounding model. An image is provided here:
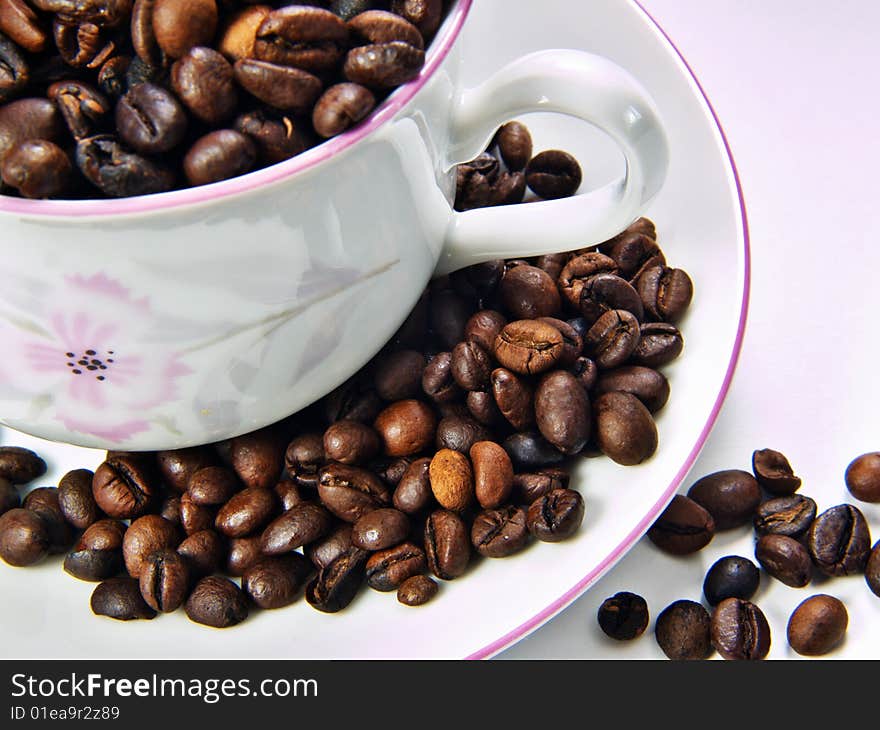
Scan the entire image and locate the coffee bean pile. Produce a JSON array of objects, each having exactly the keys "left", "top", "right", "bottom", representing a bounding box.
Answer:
[
  {"left": 596, "top": 447, "right": 880, "bottom": 658},
  {"left": 0, "top": 0, "right": 450, "bottom": 199}
]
